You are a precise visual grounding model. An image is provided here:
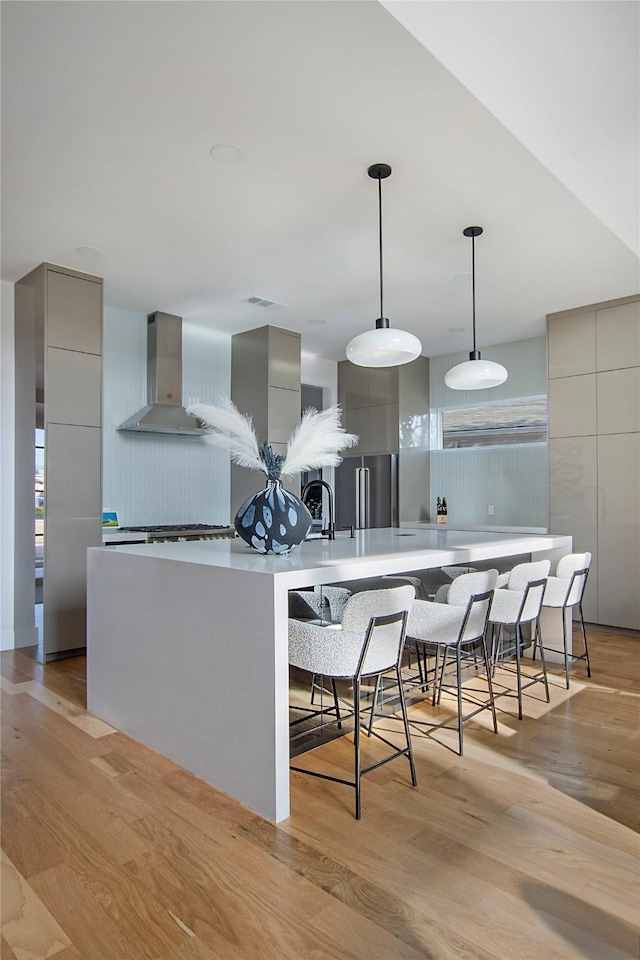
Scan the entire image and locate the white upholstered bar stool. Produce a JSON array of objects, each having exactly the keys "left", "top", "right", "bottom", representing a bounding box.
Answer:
[
  {"left": 405, "top": 570, "right": 498, "bottom": 700},
  {"left": 288, "top": 585, "right": 417, "bottom": 819},
  {"left": 488, "top": 561, "right": 551, "bottom": 720},
  {"left": 405, "top": 570, "right": 499, "bottom": 755},
  {"left": 535, "top": 552, "right": 592, "bottom": 689}
]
